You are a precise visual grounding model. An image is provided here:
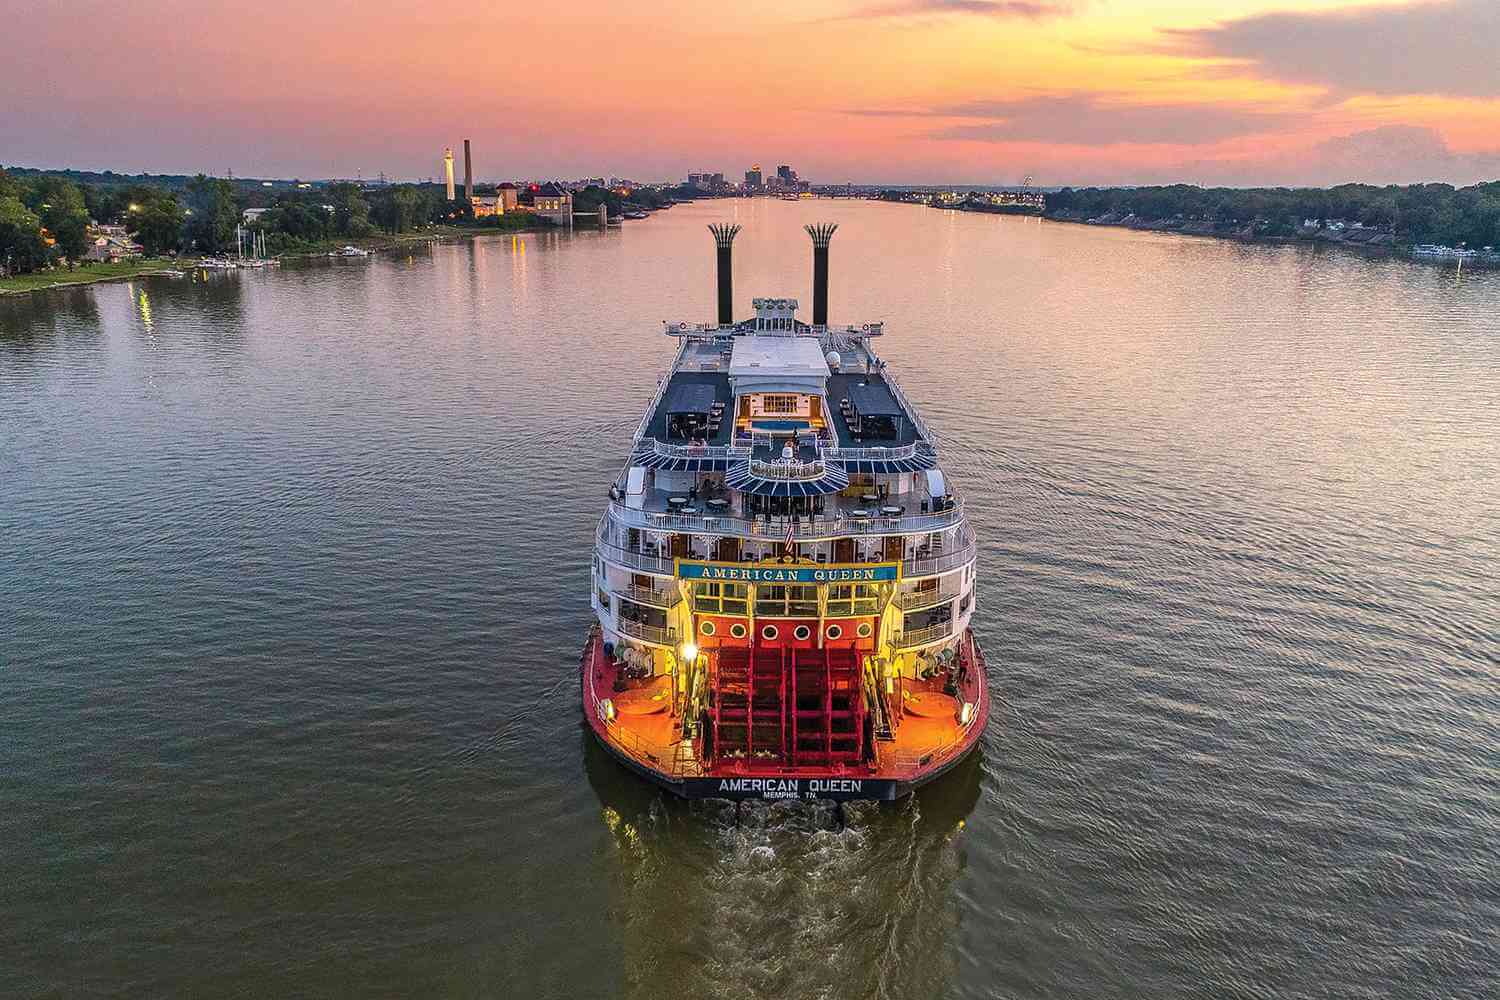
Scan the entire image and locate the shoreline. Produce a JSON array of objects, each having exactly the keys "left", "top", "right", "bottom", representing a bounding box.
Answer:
[{"left": 0, "top": 221, "right": 552, "bottom": 297}]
